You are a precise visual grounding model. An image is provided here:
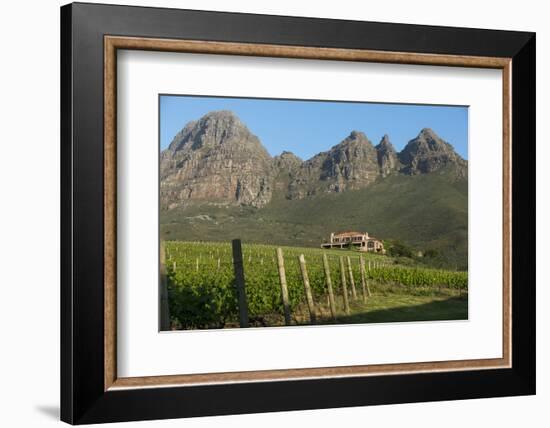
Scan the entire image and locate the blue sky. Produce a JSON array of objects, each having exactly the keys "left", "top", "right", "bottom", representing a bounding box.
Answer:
[{"left": 160, "top": 95, "right": 468, "bottom": 160}]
